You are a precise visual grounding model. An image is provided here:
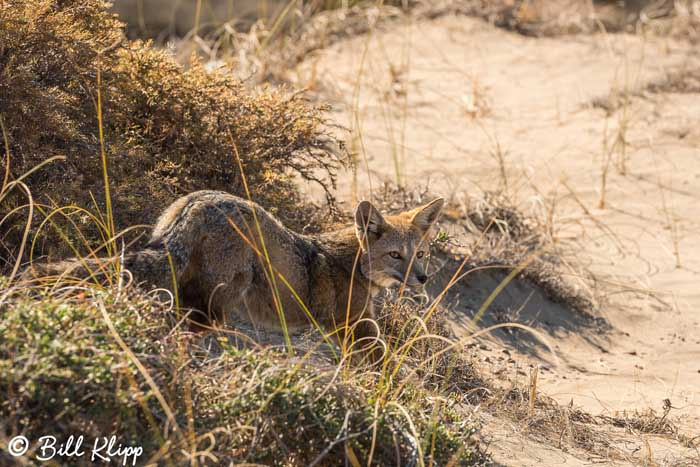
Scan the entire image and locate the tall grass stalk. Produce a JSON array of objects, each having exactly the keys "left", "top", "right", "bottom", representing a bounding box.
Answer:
[
  {"left": 657, "top": 168, "right": 682, "bottom": 268},
  {"left": 228, "top": 131, "right": 293, "bottom": 354},
  {"left": 471, "top": 245, "right": 546, "bottom": 328},
  {"left": 97, "top": 299, "right": 182, "bottom": 437},
  {"left": 599, "top": 116, "right": 614, "bottom": 209},
  {"left": 260, "top": 0, "right": 300, "bottom": 50},
  {"left": 96, "top": 49, "right": 116, "bottom": 260},
  {"left": 398, "top": 16, "right": 411, "bottom": 188},
  {"left": 528, "top": 364, "right": 539, "bottom": 418},
  {"left": 194, "top": 0, "right": 203, "bottom": 33},
  {"left": 349, "top": 25, "right": 374, "bottom": 204},
  {"left": 1, "top": 114, "right": 9, "bottom": 190}
]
